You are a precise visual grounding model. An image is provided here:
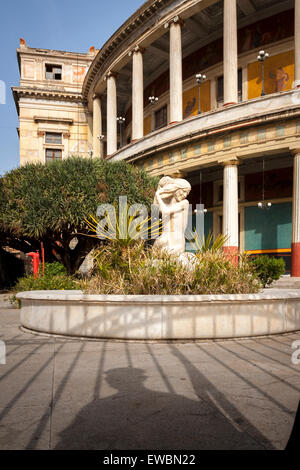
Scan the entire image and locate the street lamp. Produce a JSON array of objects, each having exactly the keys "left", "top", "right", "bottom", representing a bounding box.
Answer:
[
  {"left": 149, "top": 96, "right": 158, "bottom": 132},
  {"left": 257, "top": 50, "right": 270, "bottom": 97},
  {"left": 196, "top": 73, "right": 206, "bottom": 114},
  {"left": 116, "top": 116, "right": 125, "bottom": 149},
  {"left": 257, "top": 157, "right": 272, "bottom": 210}
]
